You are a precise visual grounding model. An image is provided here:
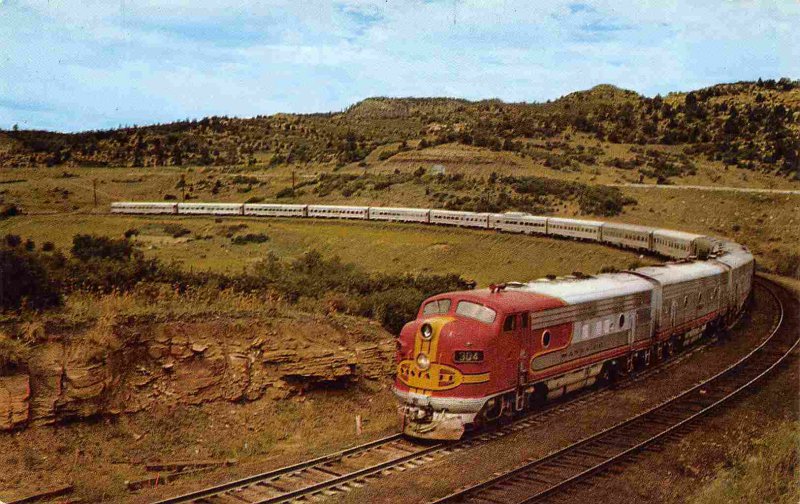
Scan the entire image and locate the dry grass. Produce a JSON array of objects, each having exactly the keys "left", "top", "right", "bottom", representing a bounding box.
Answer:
[
  {"left": 1, "top": 214, "right": 653, "bottom": 285},
  {"left": 689, "top": 421, "right": 800, "bottom": 504}
]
